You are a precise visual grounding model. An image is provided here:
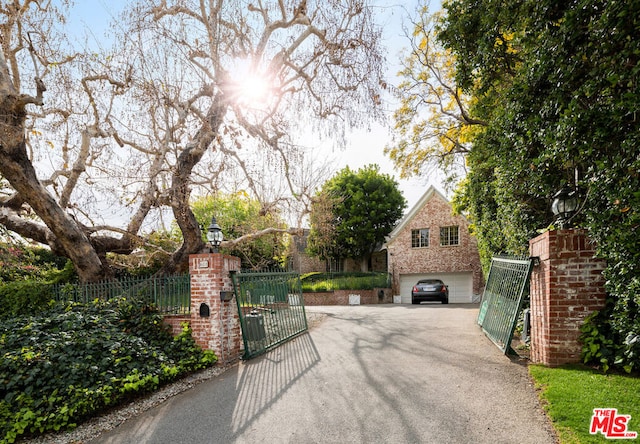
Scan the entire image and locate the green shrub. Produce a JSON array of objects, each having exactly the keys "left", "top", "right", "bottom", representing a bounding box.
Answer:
[
  {"left": 581, "top": 305, "right": 640, "bottom": 374},
  {"left": 0, "top": 280, "right": 56, "bottom": 320},
  {"left": 0, "top": 298, "right": 216, "bottom": 442},
  {"left": 0, "top": 244, "right": 76, "bottom": 320},
  {"left": 300, "top": 272, "right": 390, "bottom": 292},
  {"left": 0, "top": 243, "right": 69, "bottom": 283}
]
